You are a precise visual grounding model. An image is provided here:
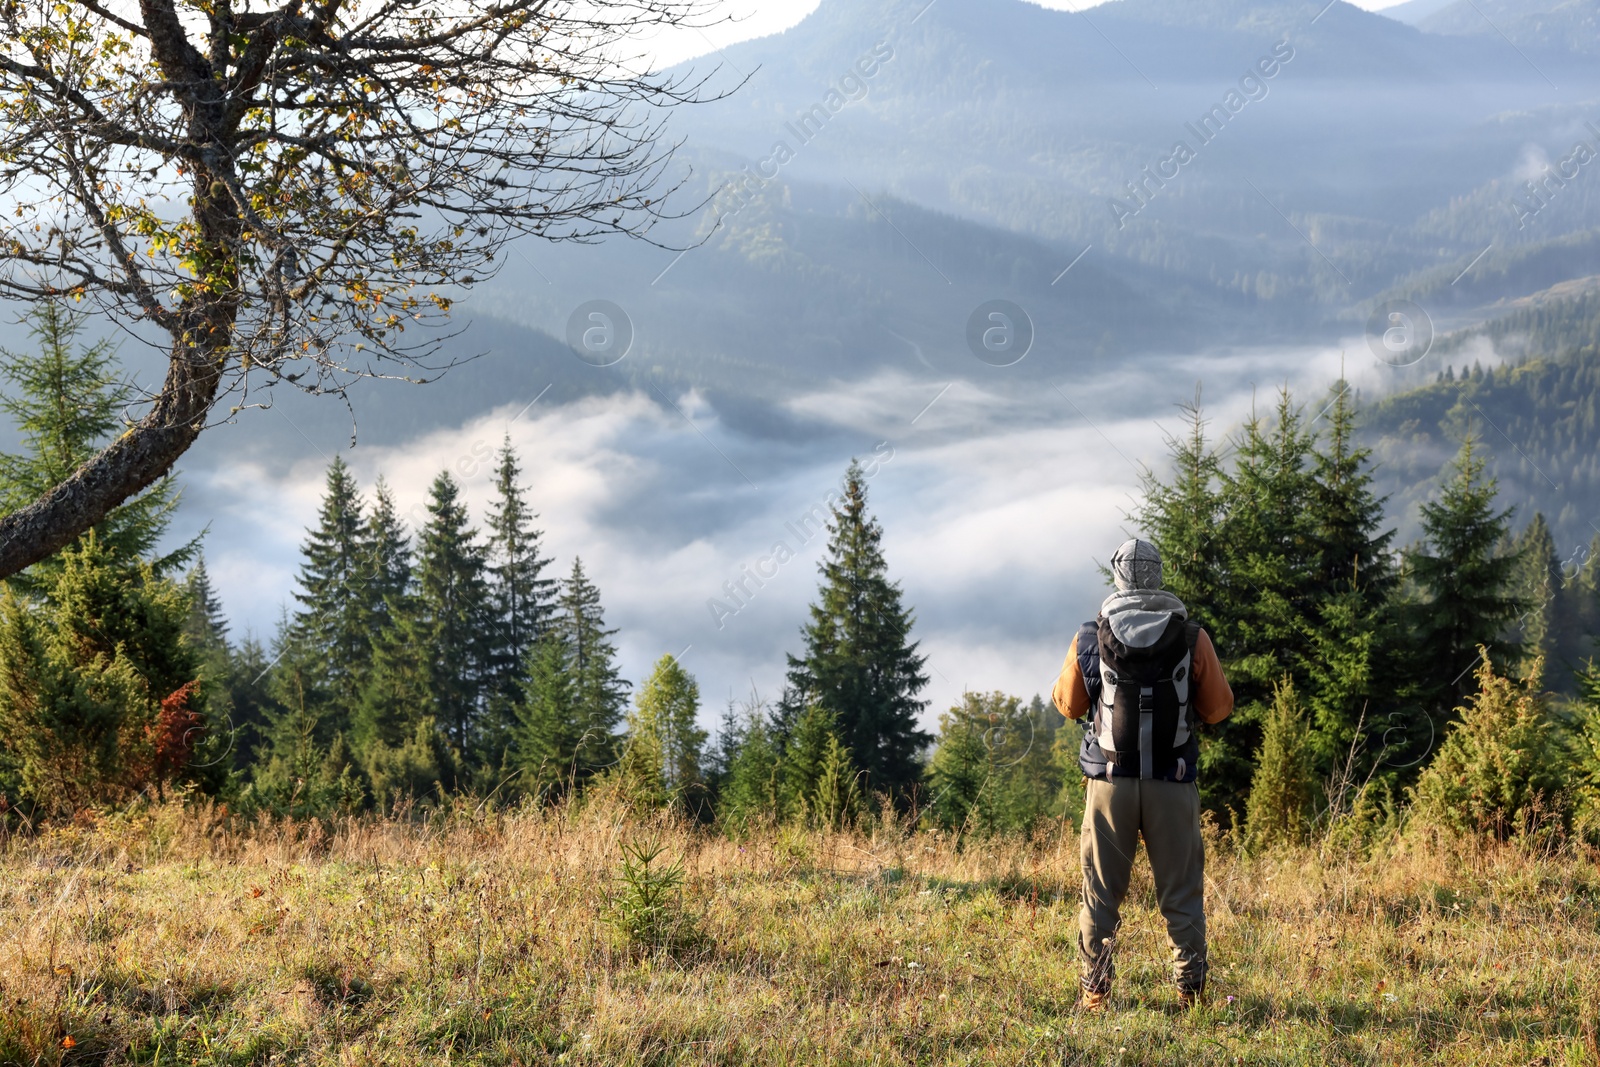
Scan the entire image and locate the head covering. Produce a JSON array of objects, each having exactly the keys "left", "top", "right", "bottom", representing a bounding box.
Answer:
[{"left": 1111, "top": 538, "right": 1163, "bottom": 593}]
